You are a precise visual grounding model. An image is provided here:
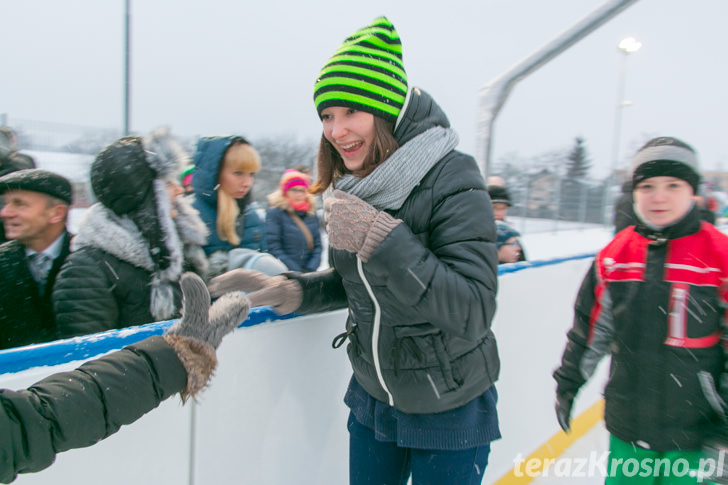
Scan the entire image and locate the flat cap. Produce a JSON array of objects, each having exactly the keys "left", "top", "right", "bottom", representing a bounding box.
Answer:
[{"left": 0, "top": 168, "right": 73, "bottom": 205}]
